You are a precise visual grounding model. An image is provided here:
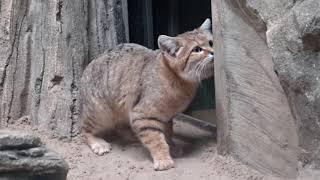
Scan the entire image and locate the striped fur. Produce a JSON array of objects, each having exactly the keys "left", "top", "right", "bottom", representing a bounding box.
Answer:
[{"left": 80, "top": 19, "right": 214, "bottom": 171}]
